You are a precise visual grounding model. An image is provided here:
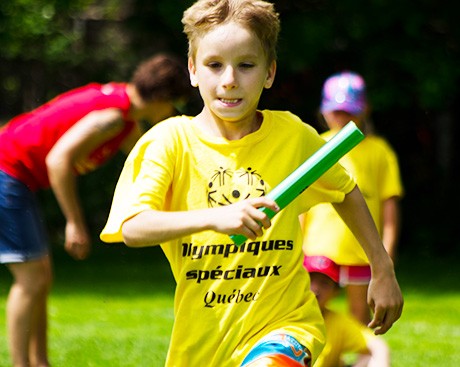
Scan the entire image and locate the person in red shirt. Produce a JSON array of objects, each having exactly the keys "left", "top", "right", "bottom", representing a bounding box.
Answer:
[{"left": 0, "top": 53, "right": 191, "bottom": 367}]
